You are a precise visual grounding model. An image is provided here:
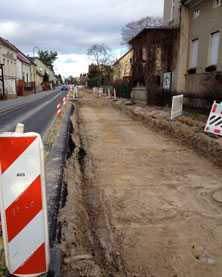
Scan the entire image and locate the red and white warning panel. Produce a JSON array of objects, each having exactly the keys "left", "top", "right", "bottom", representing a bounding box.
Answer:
[
  {"left": 205, "top": 101, "right": 222, "bottom": 136},
  {"left": 0, "top": 131, "right": 50, "bottom": 276}
]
